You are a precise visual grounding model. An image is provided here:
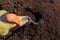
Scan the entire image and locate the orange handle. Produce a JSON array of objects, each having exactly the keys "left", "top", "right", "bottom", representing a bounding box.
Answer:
[{"left": 7, "top": 14, "right": 20, "bottom": 25}]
